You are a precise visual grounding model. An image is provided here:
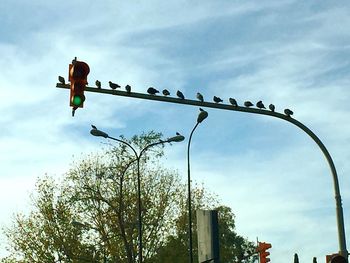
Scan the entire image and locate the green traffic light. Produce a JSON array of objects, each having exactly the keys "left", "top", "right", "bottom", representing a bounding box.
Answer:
[{"left": 72, "top": 95, "right": 83, "bottom": 106}]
